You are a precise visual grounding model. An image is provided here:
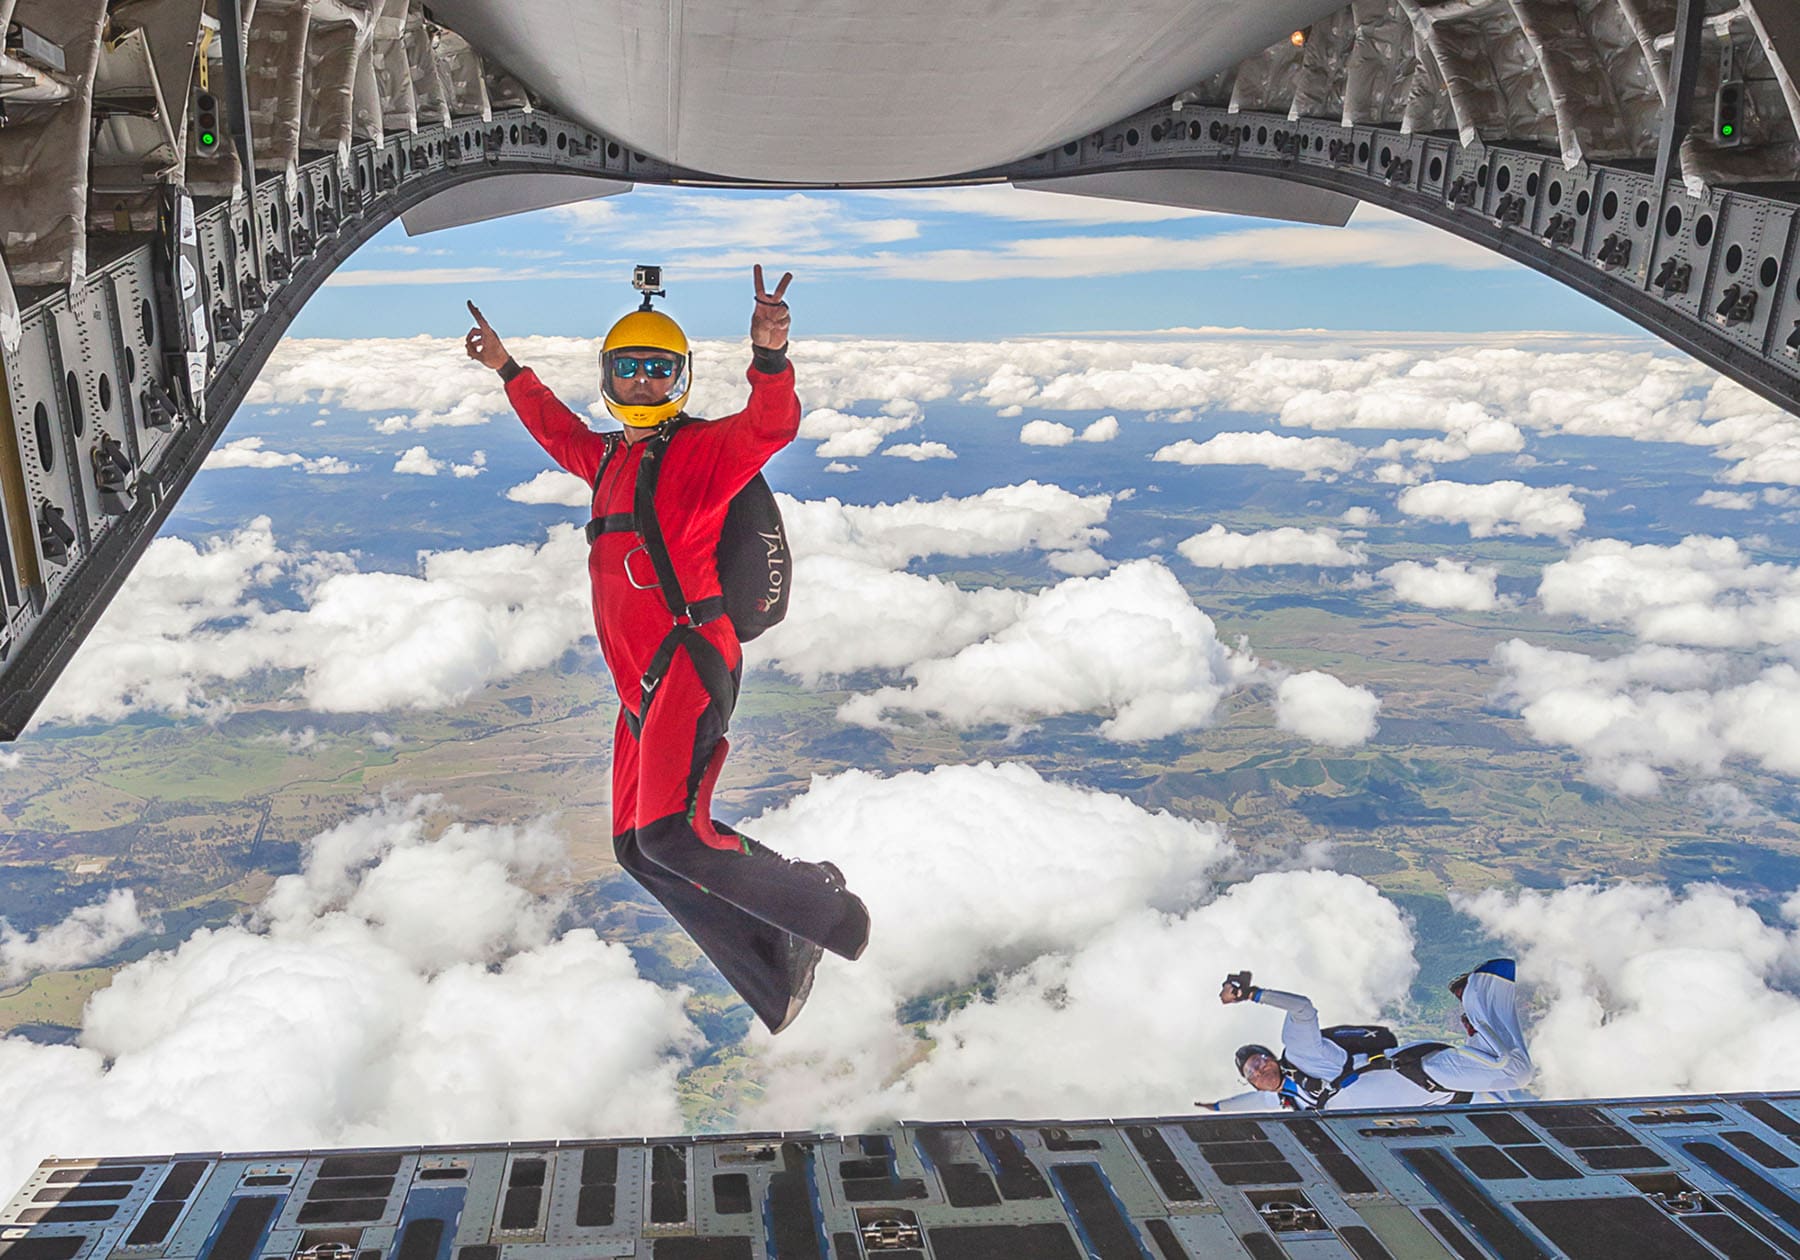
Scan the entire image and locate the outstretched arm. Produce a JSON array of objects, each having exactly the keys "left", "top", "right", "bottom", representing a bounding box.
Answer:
[
  {"left": 1251, "top": 987, "right": 1349, "bottom": 1083},
  {"left": 465, "top": 300, "right": 607, "bottom": 485},
  {"left": 697, "top": 267, "right": 802, "bottom": 502}
]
